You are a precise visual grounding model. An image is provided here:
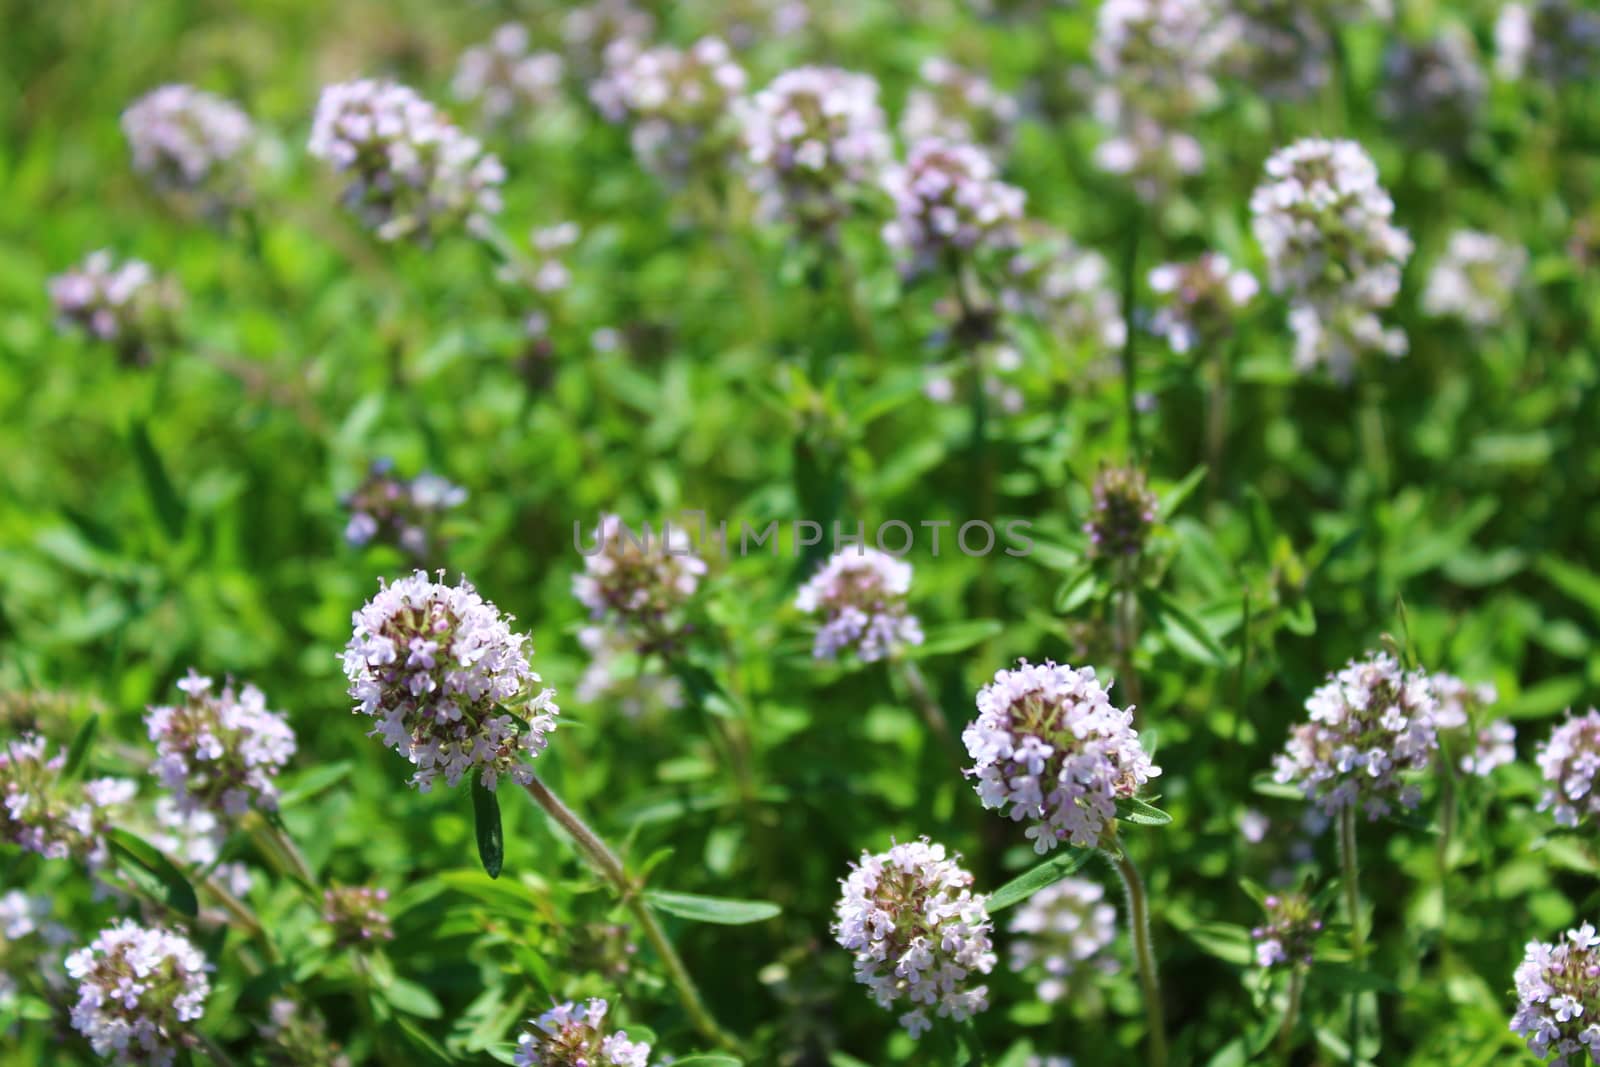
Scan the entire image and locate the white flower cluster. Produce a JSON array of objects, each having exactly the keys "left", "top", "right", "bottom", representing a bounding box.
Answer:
[
  {"left": 1250, "top": 138, "right": 1413, "bottom": 381},
  {"left": 795, "top": 548, "right": 925, "bottom": 663},
  {"left": 308, "top": 79, "right": 505, "bottom": 242},
  {"left": 833, "top": 838, "right": 996, "bottom": 1038},
  {"left": 1, "top": 734, "right": 135, "bottom": 868},
  {"left": 452, "top": 24, "right": 566, "bottom": 126},
  {"left": 1512, "top": 921, "right": 1600, "bottom": 1064},
  {"left": 963, "top": 661, "right": 1161, "bottom": 853},
  {"left": 738, "top": 67, "right": 893, "bottom": 227},
  {"left": 48, "top": 250, "right": 179, "bottom": 358},
  {"left": 1378, "top": 28, "right": 1487, "bottom": 145},
  {"left": 564, "top": 0, "right": 656, "bottom": 78},
  {"left": 1430, "top": 674, "right": 1516, "bottom": 777},
  {"left": 1537, "top": 710, "right": 1600, "bottom": 828},
  {"left": 1006, "top": 876, "right": 1119, "bottom": 1002},
  {"left": 882, "top": 139, "right": 1025, "bottom": 272},
  {"left": 514, "top": 998, "right": 651, "bottom": 1066},
  {"left": 121, "top": 85, "right": 253, "bottom": 197},
  {"left": 1272, "top": 652, "right": 1440, "bottom": 818},
  {"left": 900, "top": 58, "right": 1019, "bottom": 153},
  {"left": 593, "top": 37, "right": 747, "bottom": 179},
  {"left": 1001, "top": 226, "right": 1127, "bottom": 352},
  {"left": 1090, "top": 0, "right": 1234, "bottom": 197},
  {"left": 1148, "top": 253, "right": 1258, "bottom": 354},
  {"left": 343, "top": 571, "right": 558, "bottom": 791},
  {"left": 576, "top": 625, "right": 686, "bottom": 718},
  {"left": 573, "top": 515, "right": 708, "bottom": 640},
  {"left": 1422, "top": 230, "right": 1527, "bottom": 327},
  {"left": 65, "top": 920, "right": 211, "bottom": 1066},
  {"left": 145, "top": 670, "right": 296, "bottom": 817},
  {"left": 1494, "top": 2, "right": 1600, "bottom": 84}
]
